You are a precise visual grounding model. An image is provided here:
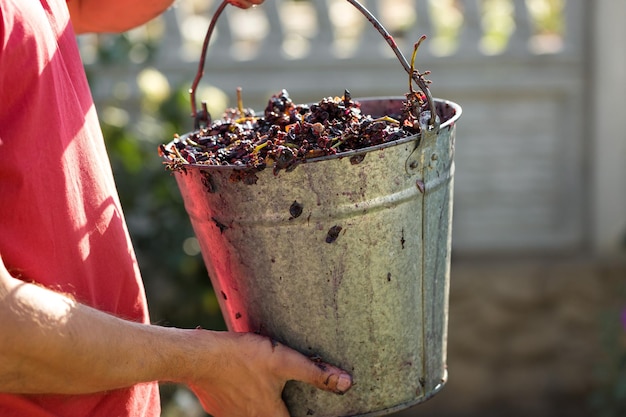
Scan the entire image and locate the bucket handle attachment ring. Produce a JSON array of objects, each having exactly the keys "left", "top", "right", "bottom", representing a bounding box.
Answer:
[{"left": 189, "top": 0, "right": 438, "bottom": 132}]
